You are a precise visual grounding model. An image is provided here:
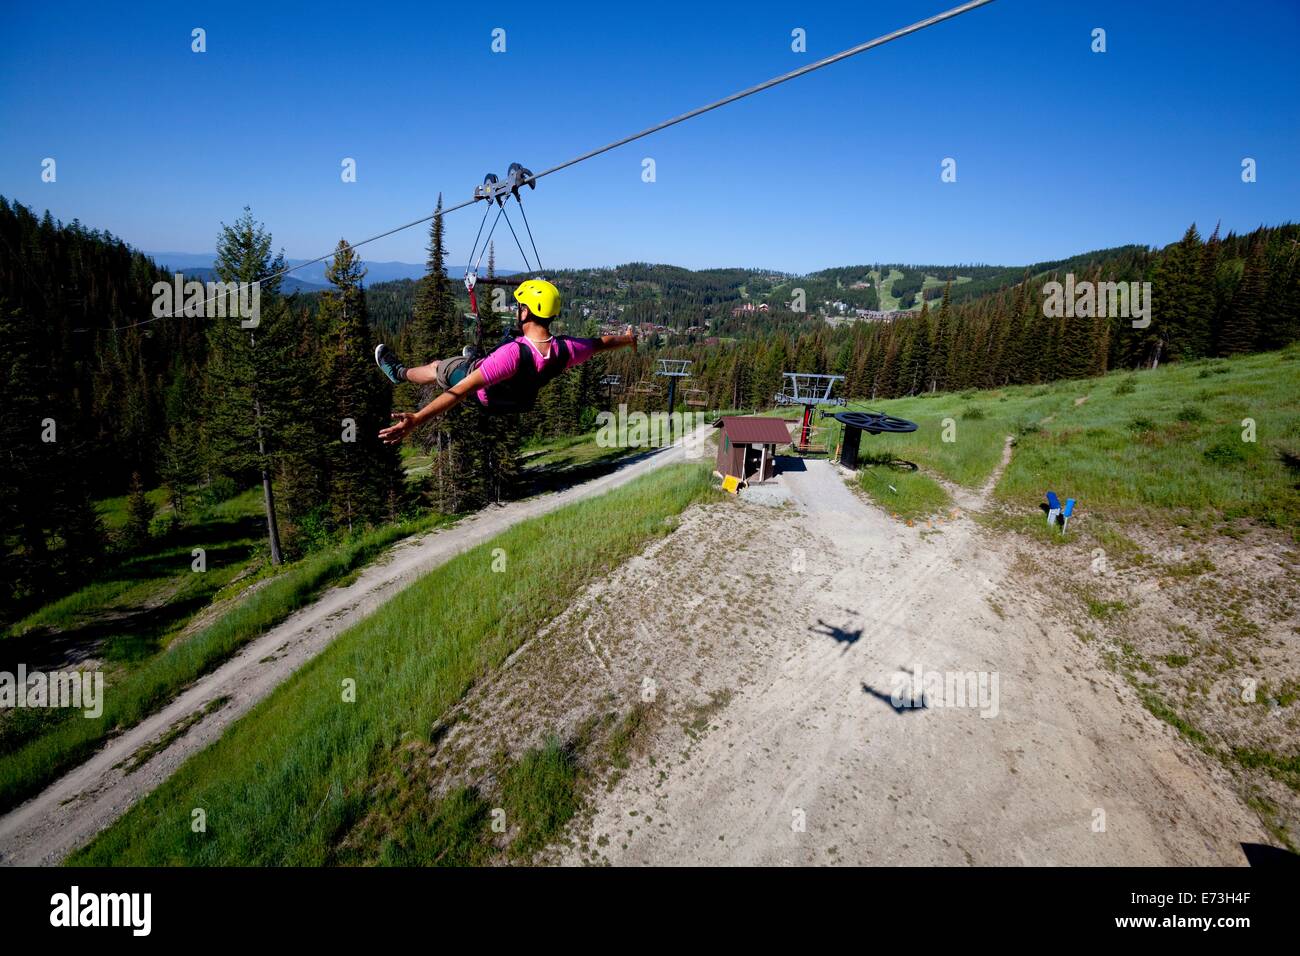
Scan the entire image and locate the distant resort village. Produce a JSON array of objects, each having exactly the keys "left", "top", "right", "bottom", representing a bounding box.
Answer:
[{"left": 591, "top": 292, "right": 904, "bottom": 338}]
